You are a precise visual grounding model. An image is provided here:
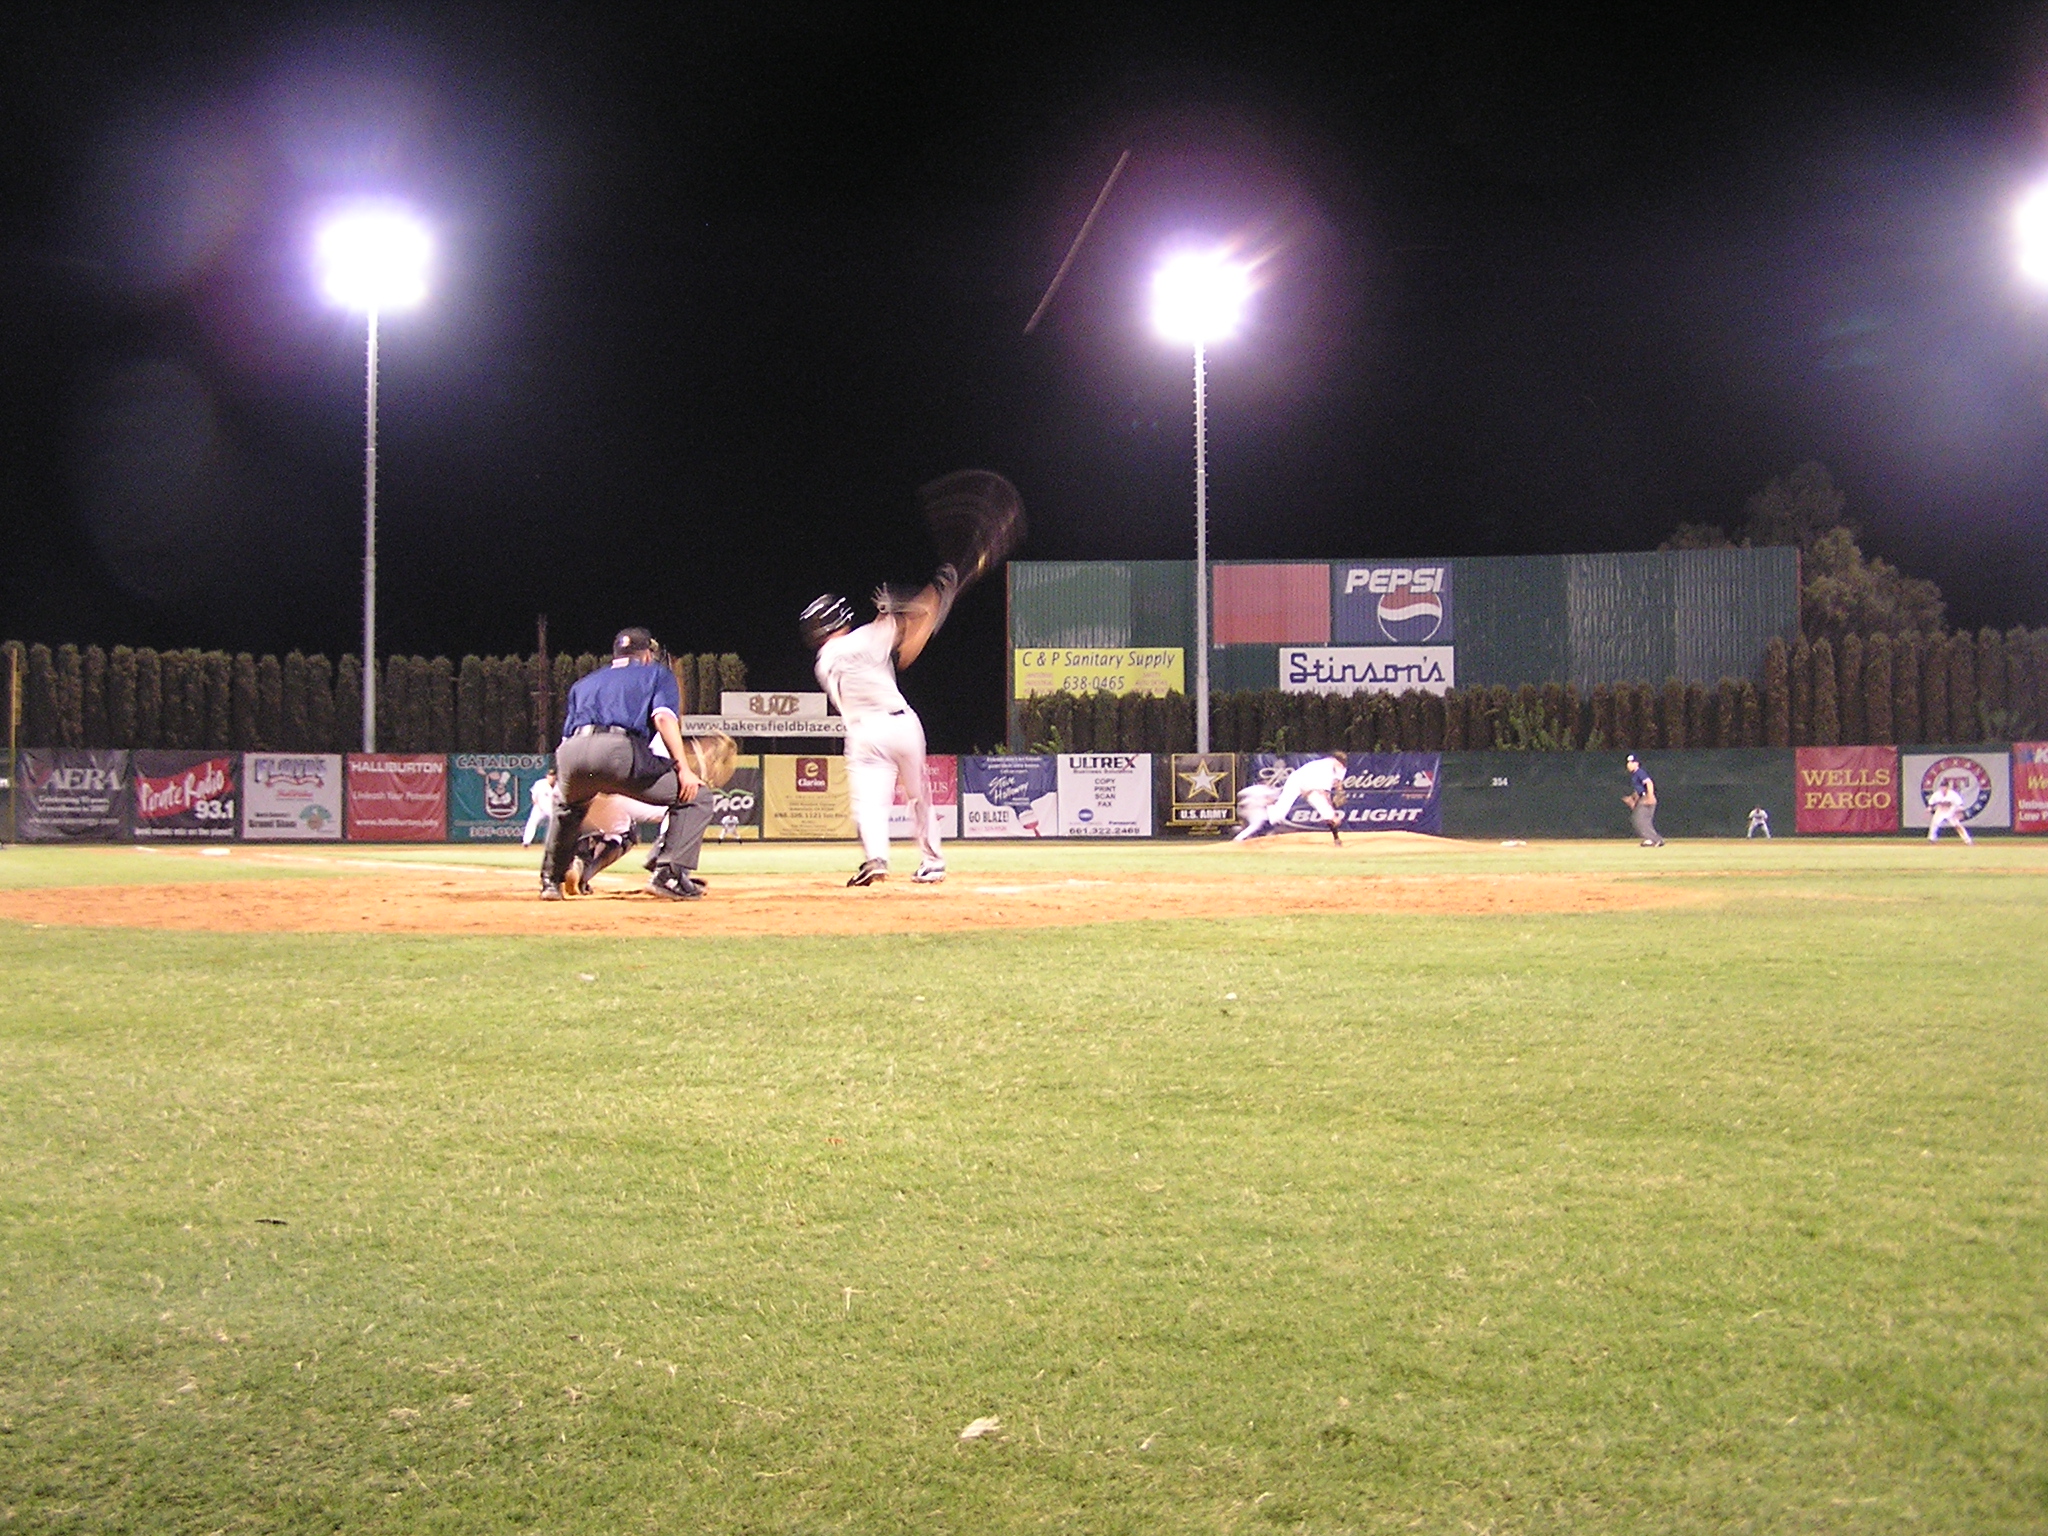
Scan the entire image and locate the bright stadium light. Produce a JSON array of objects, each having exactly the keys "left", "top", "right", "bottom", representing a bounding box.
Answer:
[
  {"left": 315, "top": 204, "right": 431, "bottom": 753},
  {"left": 1150, "top": 248, "right": 1254, "bottom": 754}
]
